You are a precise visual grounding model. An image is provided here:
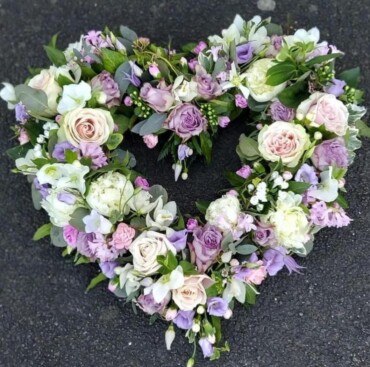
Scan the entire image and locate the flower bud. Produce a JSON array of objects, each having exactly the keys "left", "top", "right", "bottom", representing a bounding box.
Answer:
[
  {"left": 197, "top": 305, "right": 205, "bottom": 314},
  {"left": 314, "top": 131, "right": 323, "bottom": 140},
  {"left": 186, "top": 358, "right": 195, "bottom": 367},
  {"left": 165, "top": 308, "right": 178, "bottom": 321},
  {"left": 181, "top": 172, "right": 188, "bottom": 180},
  {"left": 207, "top": 334, "right": 216, "bottom": 344},
  {"left": 230, "top": 259, "right": 239, "bottom": 267},
  {"left": 165, "top": 325, "right": 176, "bottom": 350},
  {"left": 282, "top": 171, "right": 293, "bottom": 181},
  {"left": 338, "top": 178, "right": 346, "bottom": 188},
  {"left": 192, "top": 323, "right": 200, "bottom": 333},
  {"left": 148, "top": 63, "right": 161, "bottom": 78},
  {"left": 224, "top": 308, "right": 233, "bottom": 319},
  {"left": 174, "top": 163, "right": 182, "bottom": 182},
  {"left": 221, "top": 251, "right": 232, "bottom": 263}
]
